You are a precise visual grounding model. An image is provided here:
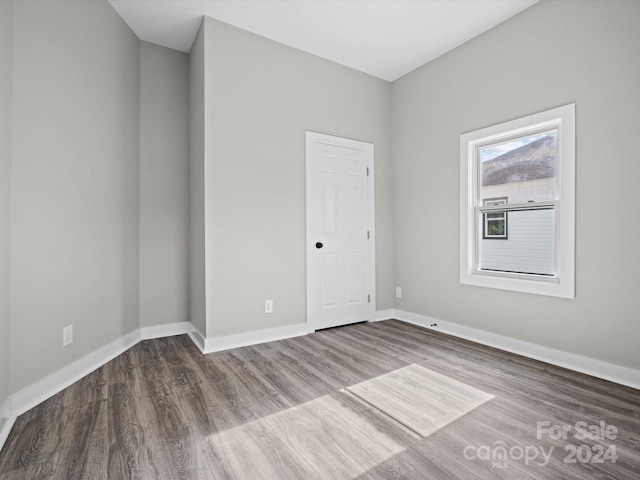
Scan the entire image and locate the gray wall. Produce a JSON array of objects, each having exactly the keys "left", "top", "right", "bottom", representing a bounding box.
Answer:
[
  {"left": 199, "top": 17, "right": 393, "bottom": 338},
  {"left": 10, "top": 0, "right": 141, "bottom": 392},
  {"left": 0, "top": 0, "right": 13, "bottom": 409},
  {"left": 139, "top": 41, "right": 189, "bottom": 328},
  {"left": 189, "top": 24, "right": 207, "bottom": 336},
  {"left": 392, "top": 0, "right": 640, "bottom": 370}
]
